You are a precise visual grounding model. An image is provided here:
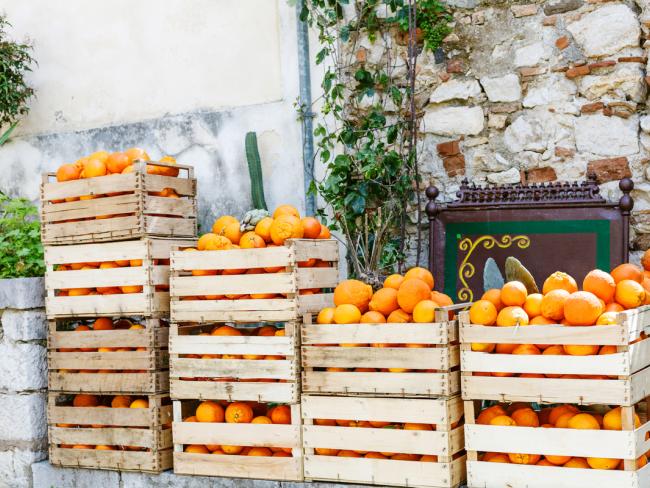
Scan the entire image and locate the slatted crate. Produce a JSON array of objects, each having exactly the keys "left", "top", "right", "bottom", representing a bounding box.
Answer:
[
  {"left": 170, "top": 238, "right": 339, "bottom": 322},
  {"left": 172, "top": 400, "right": 303, "bottom": 481},
  {"left": 170, "top": 321, "right": 299, "bottom": 403},
  {"left": 41, "top": 161, "right": 197, "bottom": 245},
  {"left": 48, "top": 317, "right": 169, "bottom": 394},
  {"left": 47, "top": 392, "right": 172, "bottom": 473},
  {"left": 302, "top": 395, "right": 466, "bottom": 488},
  {"left": 45, "top": 238, "right": 195, "bottom": 318},
  {"left": 460, "top": 305, "right": 650, "bottom": 405},
  {"left": 301, "top": 304, "right": 465, "bottom": 397},
  {"left": 463, "top": 399, "right": 650, "bottom": 488}
]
